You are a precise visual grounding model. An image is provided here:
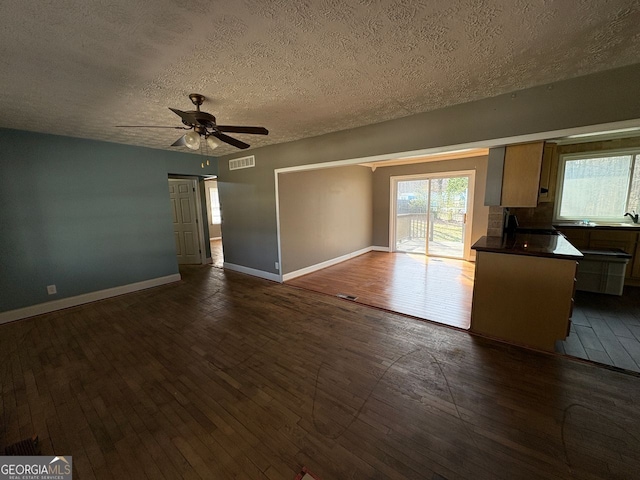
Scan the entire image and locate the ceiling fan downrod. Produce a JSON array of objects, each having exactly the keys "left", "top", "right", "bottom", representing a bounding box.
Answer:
[{"left": 188, "top": 93, "right": 205, "bottom": 112}]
